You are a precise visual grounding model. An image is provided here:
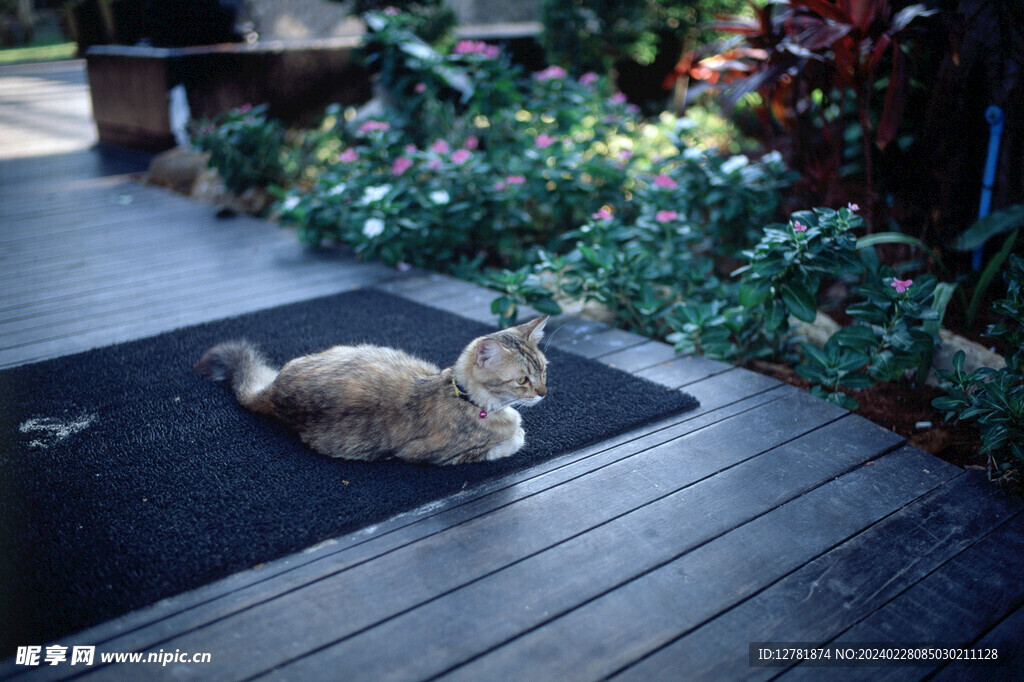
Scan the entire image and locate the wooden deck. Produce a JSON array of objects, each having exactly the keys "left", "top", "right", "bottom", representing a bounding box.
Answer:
[{"left": 1, "top": 60, "right": 1022, "bottom": 681}]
